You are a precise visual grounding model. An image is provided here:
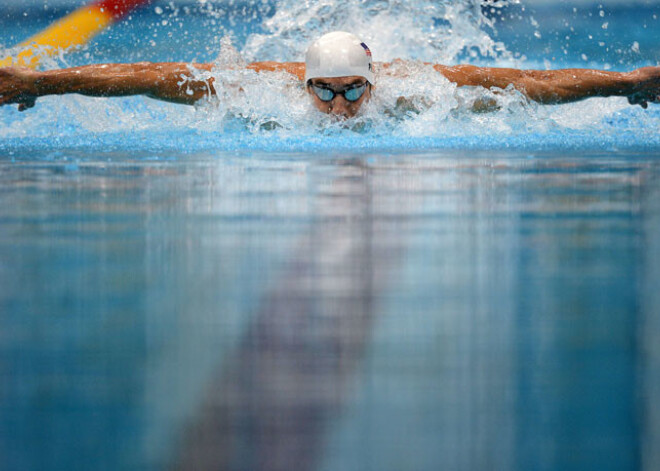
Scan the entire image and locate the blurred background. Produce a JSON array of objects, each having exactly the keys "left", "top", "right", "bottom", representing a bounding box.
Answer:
[{"left": 2, "top": 0, "right": 660, "bottom": 66}]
